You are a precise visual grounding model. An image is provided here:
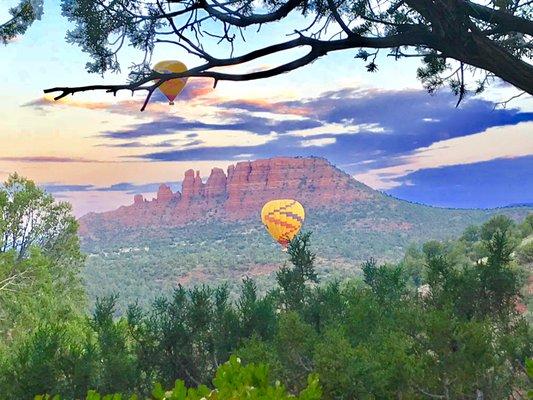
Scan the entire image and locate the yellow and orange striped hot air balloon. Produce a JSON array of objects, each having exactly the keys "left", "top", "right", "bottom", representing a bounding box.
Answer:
[
  {"left": 261, "top": 199, "right": 305, "bottom": 248},
  {"left": 153, "top": 60, "right": 188, "bottom": 105}
]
